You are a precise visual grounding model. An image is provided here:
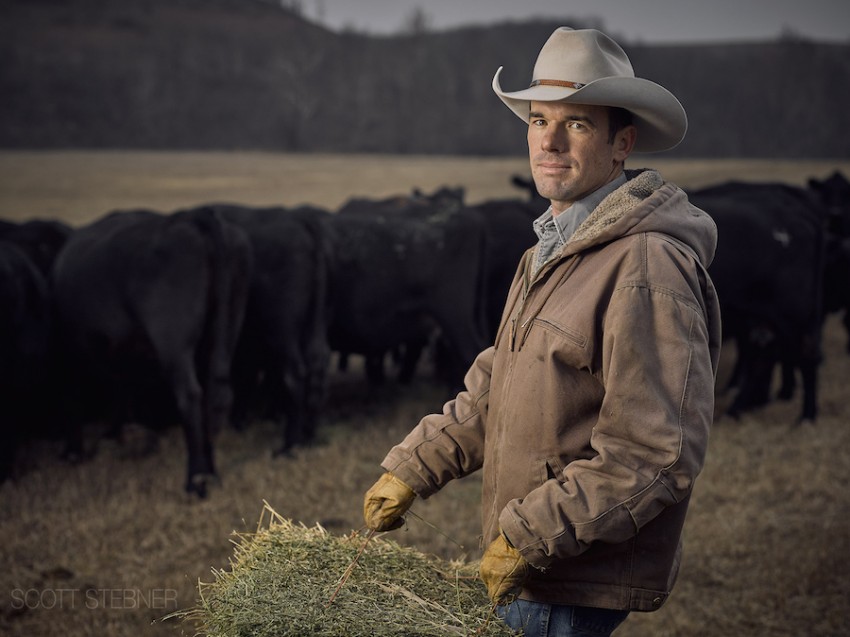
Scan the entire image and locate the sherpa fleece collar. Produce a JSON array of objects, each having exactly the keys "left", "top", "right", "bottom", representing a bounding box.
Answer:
[{"left": 568, "top": 169, "right": 664, "bottom": 246}]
